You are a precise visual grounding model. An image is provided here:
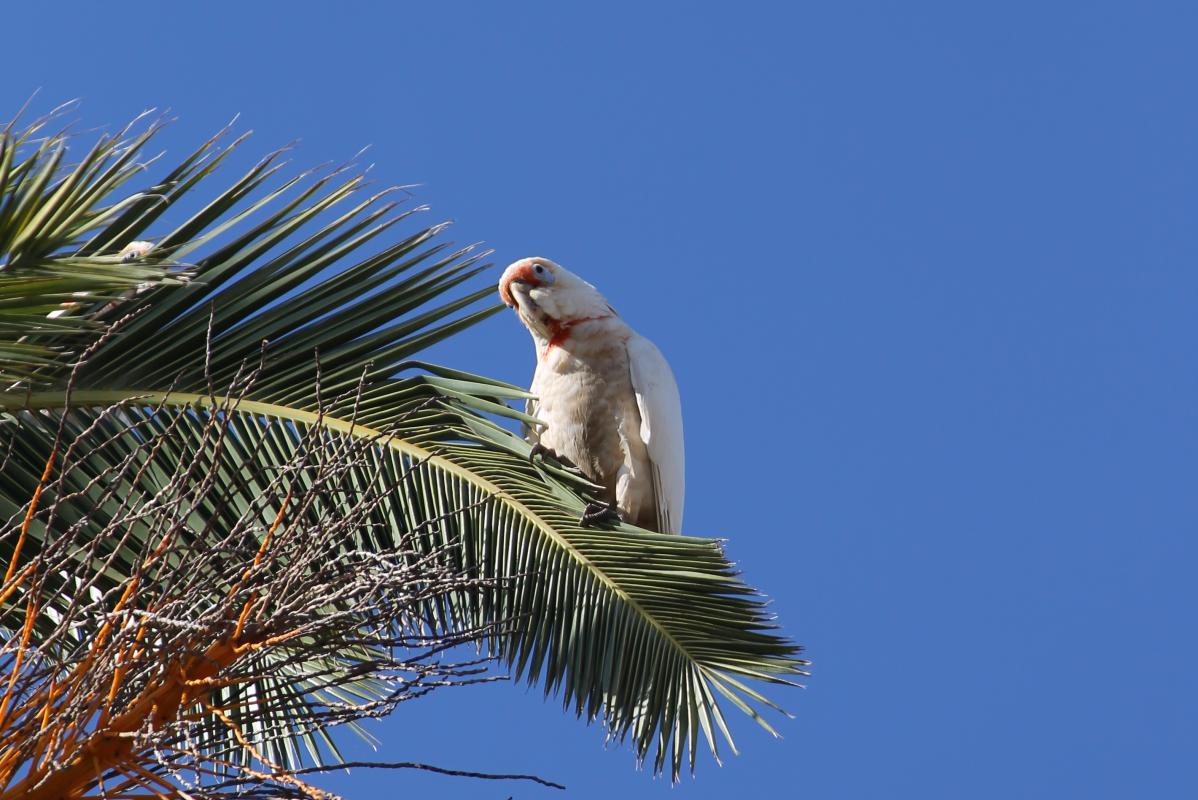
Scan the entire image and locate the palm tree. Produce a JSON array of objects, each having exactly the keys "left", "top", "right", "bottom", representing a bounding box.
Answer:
[{"left": 0, "top": 105, "right": 807, "bottom": 797}]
